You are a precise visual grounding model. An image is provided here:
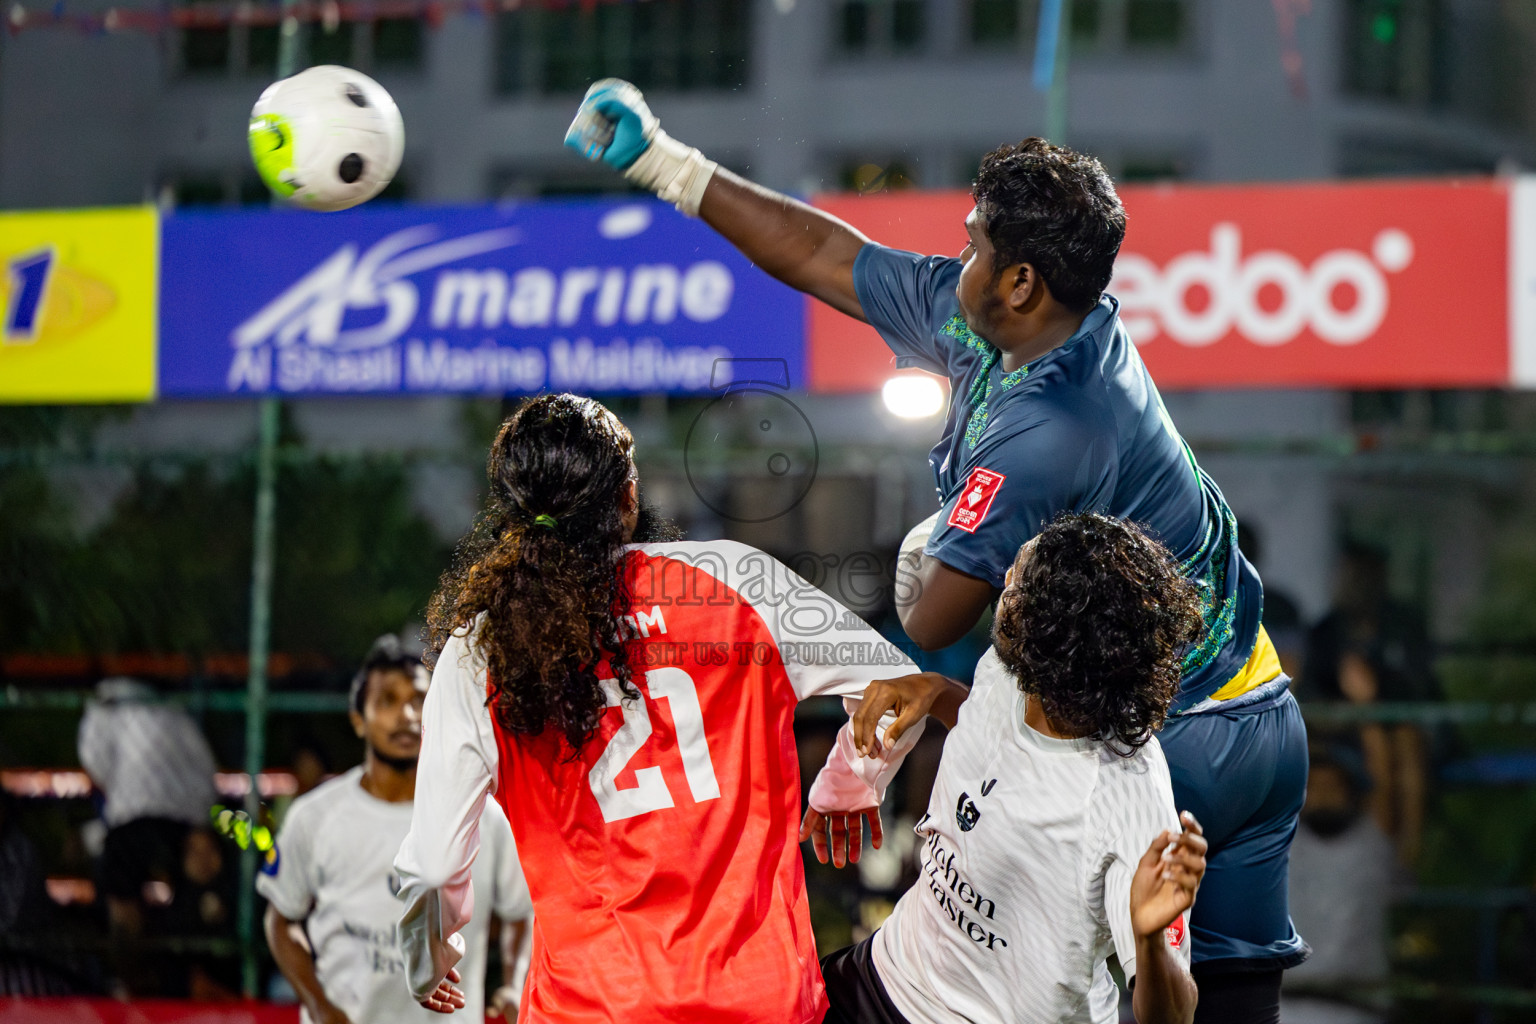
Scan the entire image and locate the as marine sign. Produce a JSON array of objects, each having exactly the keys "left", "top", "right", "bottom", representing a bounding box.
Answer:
[{"left": 160, "top": 199, "right": 804, "bottom": 397}]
